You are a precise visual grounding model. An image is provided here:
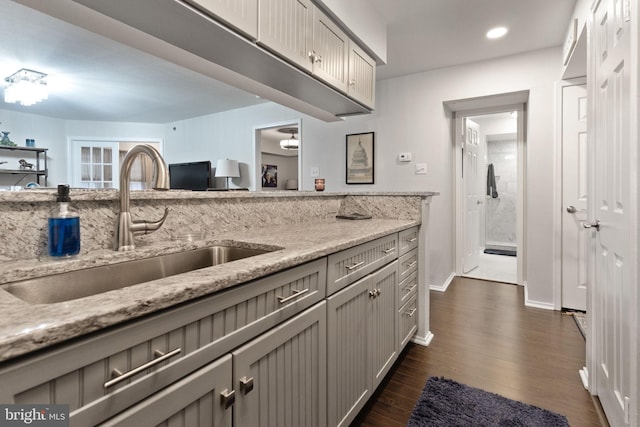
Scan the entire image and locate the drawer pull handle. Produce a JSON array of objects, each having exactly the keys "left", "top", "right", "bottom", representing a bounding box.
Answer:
[
  {"left": 346, "top": 261, "right": 365, "bottom": 271},
  {"left": 104, "top": 347, "right": 182, "bottom": 389},
  {"left": 382, "top": 247, "right": 396, "bottom": 254},
  {"left": 406, "top": 237, "right": 418, "bottom": 243},
  {"left": 406, "top": 308, "right": 417, "bottom": 317},
  {"left": 240, "top": 376, "right": 254, "bottom": 395},
  {"left": 405, "top": 261, "right": 417, "bottom": 269},
  {"left": 220, "top": 389, "right": 236, "bottom": 409},
  {"left": 277, "top": 288, "right": 309, "bottom": 304}
]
